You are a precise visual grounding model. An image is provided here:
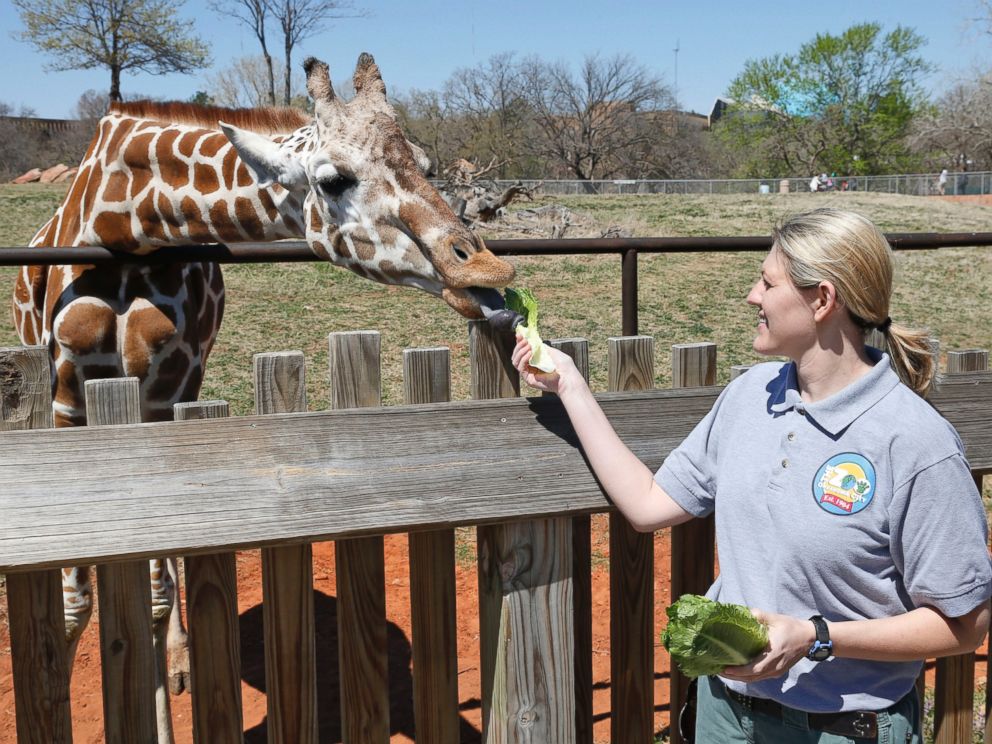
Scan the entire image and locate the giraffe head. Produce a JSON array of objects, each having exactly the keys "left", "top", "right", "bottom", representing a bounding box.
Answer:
[{"left": 219, "top": 53, "right": 516, "bottom": 321}]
